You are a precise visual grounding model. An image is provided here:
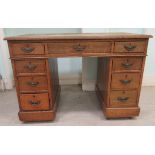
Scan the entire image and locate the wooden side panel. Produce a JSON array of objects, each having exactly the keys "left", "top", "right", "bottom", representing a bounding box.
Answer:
[
  {"left": 47, "top": 58, "right": 60, "bottom": 109},
  {"left": 96, "top": 57, "right": 111, "bottom": 106}
]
